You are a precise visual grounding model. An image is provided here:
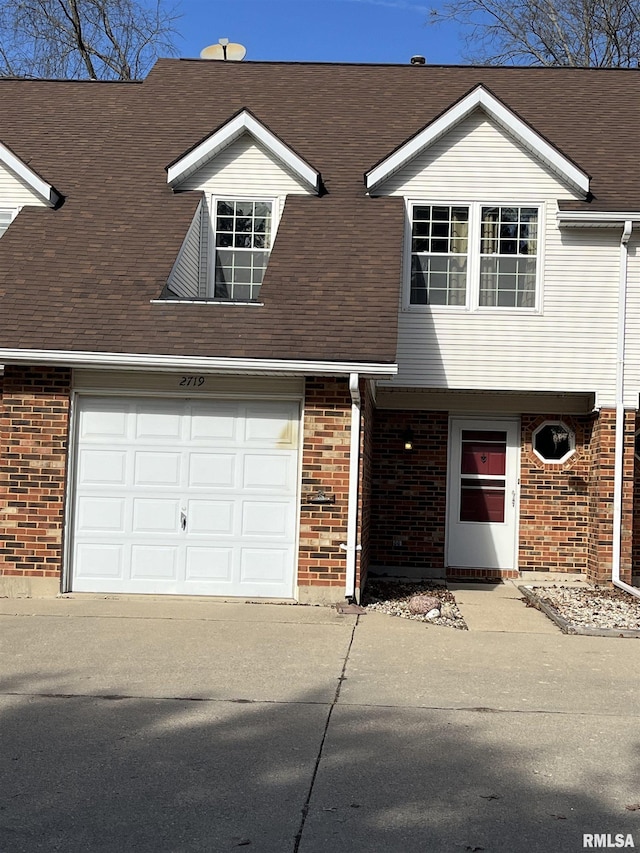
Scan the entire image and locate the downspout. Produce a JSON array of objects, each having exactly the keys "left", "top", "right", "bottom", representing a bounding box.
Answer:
[
  {"left": 341, "top": 372, "right": 362, "bottom": 602},
  {"left": 611, "top": 220, "right": 640, "bottom": 597}
]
